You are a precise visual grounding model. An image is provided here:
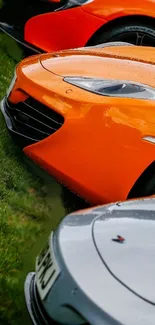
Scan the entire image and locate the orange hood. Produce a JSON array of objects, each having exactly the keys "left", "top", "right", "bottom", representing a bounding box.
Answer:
[{"left": 40, "top": 45, "right": 155, "bottom": 88}]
